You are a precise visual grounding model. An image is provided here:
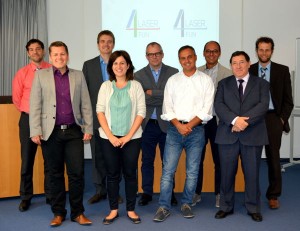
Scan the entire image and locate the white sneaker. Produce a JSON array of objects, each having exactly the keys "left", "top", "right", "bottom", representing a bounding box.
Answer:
[
  {"left": 191, "top": 194, "right": 201, "bottom": 206},
  {"left": 215, "top": 194, "right": 220, "bottom": 208}
]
